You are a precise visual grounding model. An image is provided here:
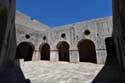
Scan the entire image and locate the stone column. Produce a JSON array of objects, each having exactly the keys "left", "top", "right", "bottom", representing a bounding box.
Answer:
[
  {"left": 70, "top": 49, "right": 79, "bottom": 63},
  {"left": 32, "top": 50, "right": 40, "bottom": 61},
  {"left": 96, "top": 49, "right": 107, "bottom": 64},
  {"left": 50, "top": 50, "right": 58, "bottom": 62},
  {"left": 113, "top": 0, "right": 125, "bottom": 70}
]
